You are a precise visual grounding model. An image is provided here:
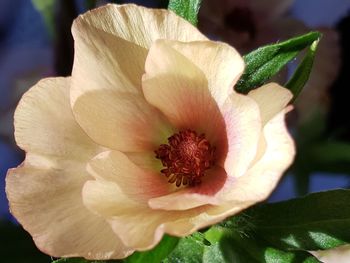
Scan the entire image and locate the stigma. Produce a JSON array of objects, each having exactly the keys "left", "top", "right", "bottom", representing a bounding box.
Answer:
[{"left": 155, "top": 129, "right": 215, "bottom": 187}]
